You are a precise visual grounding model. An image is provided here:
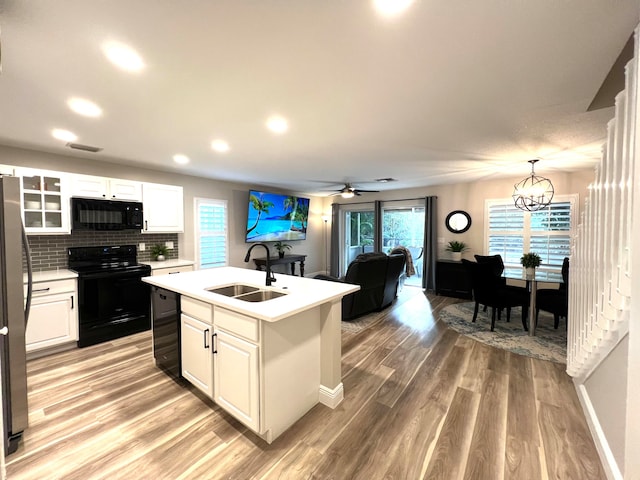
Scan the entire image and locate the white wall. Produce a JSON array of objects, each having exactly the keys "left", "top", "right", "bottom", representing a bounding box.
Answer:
[{"left": 0, "top": 144, "right": 326, "bottom": 274}]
